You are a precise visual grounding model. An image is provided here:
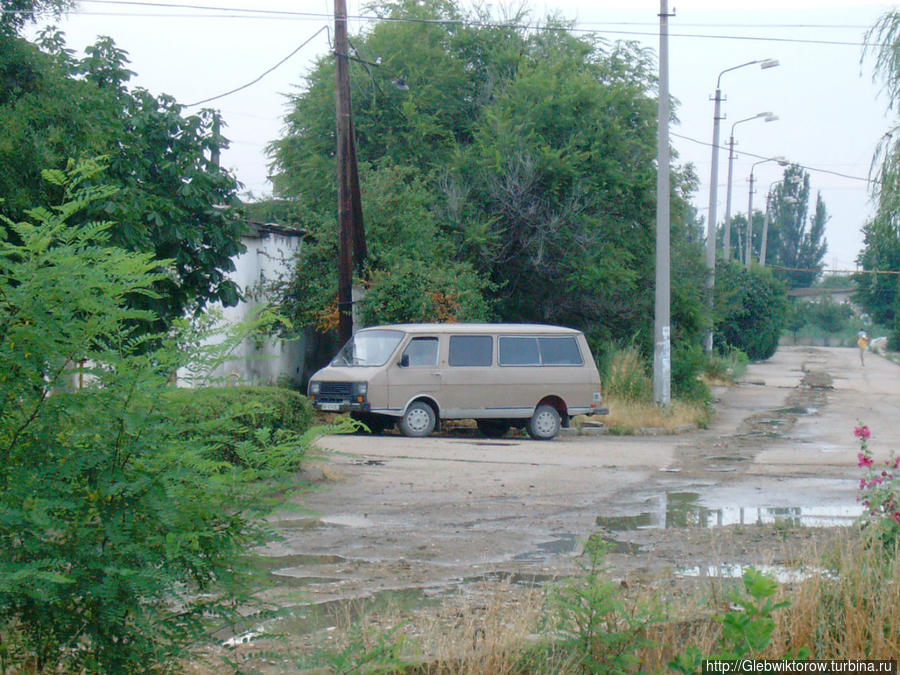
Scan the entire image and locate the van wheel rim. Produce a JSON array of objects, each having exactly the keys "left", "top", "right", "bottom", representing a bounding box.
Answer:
[
  {"left": 406, "top": 408, "right": 431, "bottom": 433},
  {"left": 534, "top": 411, "right": 558, "bottom": 436}
]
